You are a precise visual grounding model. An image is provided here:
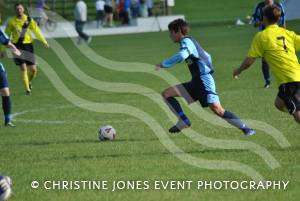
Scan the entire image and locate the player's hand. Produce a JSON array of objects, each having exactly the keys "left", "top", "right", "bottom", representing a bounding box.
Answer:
[
  {"left": 44, "top": 43, "right": 49, "bottom": 48},
  {"left": 155, "top": 63, "right": 162, "bottom": 71},
  {"left": 11, "top": 48, "right": 21, "bottom": 57},
  {"left": 233, "top": 68, "right": 241, "bottom": 79}
]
